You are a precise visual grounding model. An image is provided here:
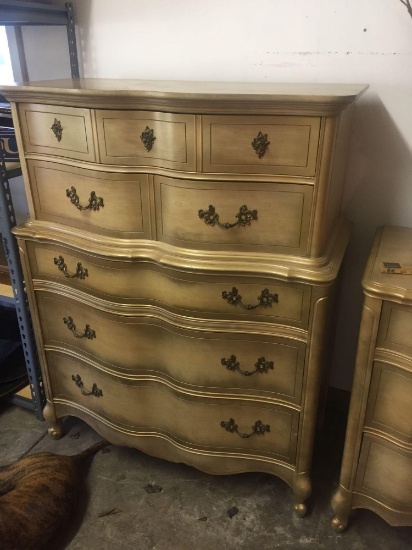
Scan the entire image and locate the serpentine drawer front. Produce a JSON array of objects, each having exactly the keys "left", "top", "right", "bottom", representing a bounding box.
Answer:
[
  {"left": 354, "top": 435, "right": 412, "bottom": 516},
  {"left": 154, "top": 176, "right": 313, "bottom": 254},
  {"left": 18, "top": 103, "right": 96, "bottom": 162},
  {"left": 36, "top": 291, "right": 305, "bottom": 404},
  {"left": 376, "top": 302, "right": 412, "bottom": 357},
  {"left": 95, "top": 110, "right": 196, "bottom": 170},
  {"left": 202, "top": 115, "right": 320, "bottom": 176},
  {"left": 47, "top": 351, "right": 299, "bottom": 464},
  {"left": 364, "top": 360, "right": 412, "bottom": 444},
  {"left": 332, "top": 225, "right": 412, "bottom": 531},
  {"left": 30, "top": 253, "right": 311, "bottom": 328},
  {"left": 26, "top": 160, "right": 151, "bottom": 239},
  {"left": 3, "top": 79, "right": 367, "bottom": 517}
]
